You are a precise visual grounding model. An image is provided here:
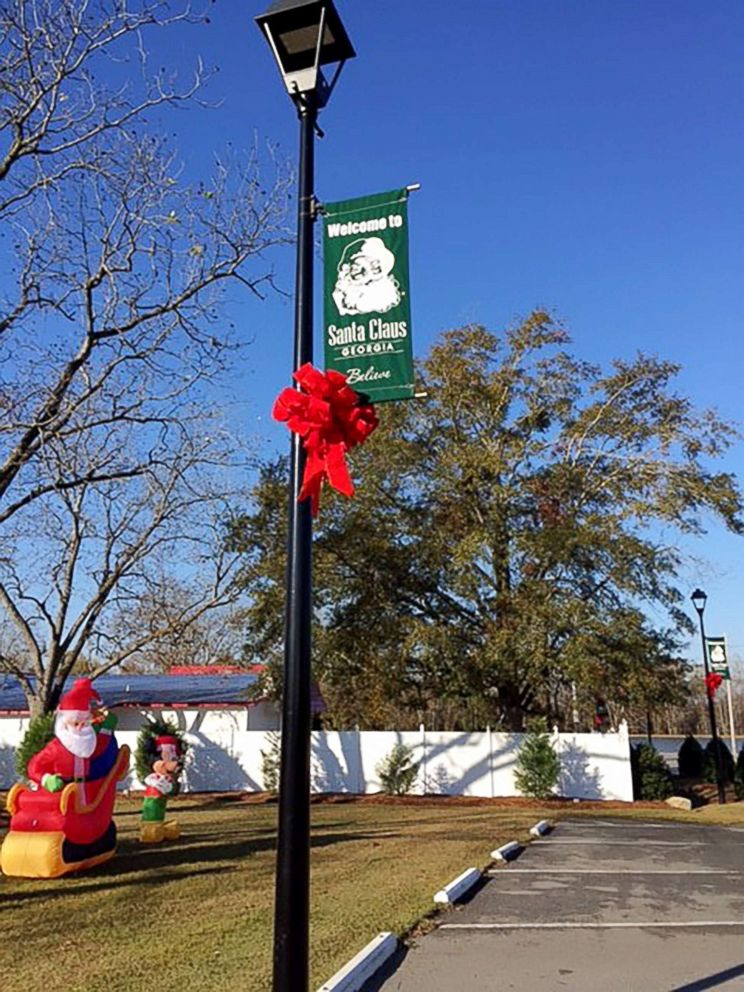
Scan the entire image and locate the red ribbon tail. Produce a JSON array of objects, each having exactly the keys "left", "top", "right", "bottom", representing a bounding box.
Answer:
[
  {"left": 325, "top": 442, "right": 354, "bottom": 498},
  {"left": 299, "top": 449, "right": 325, "bottom": 517}
]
